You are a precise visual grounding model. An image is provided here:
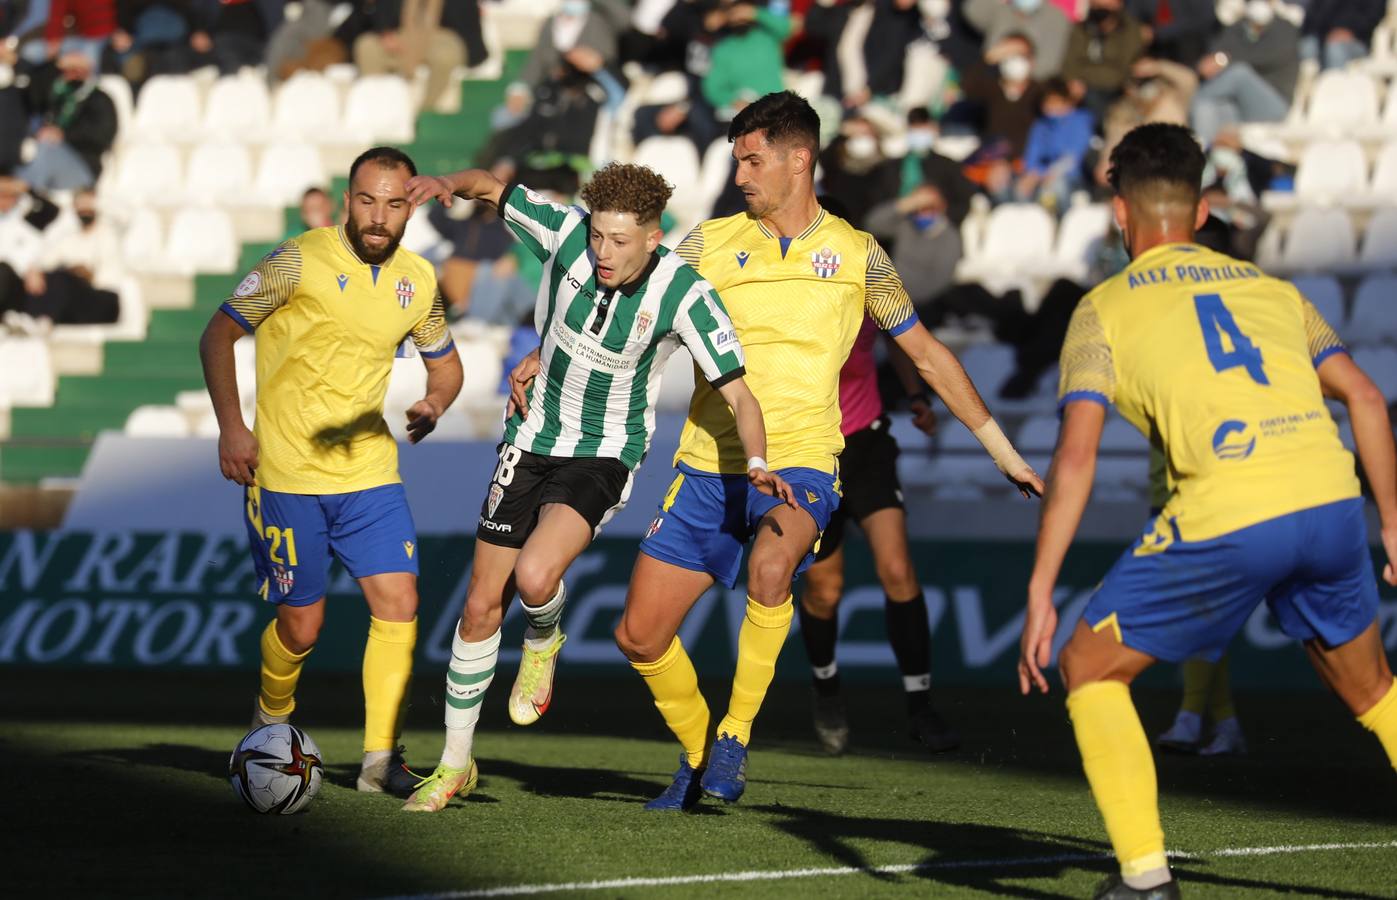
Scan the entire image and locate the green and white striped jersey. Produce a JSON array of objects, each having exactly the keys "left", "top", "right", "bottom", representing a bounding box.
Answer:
[{"left": 499, "top": 183, "right": 746, "bottom": 470}]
